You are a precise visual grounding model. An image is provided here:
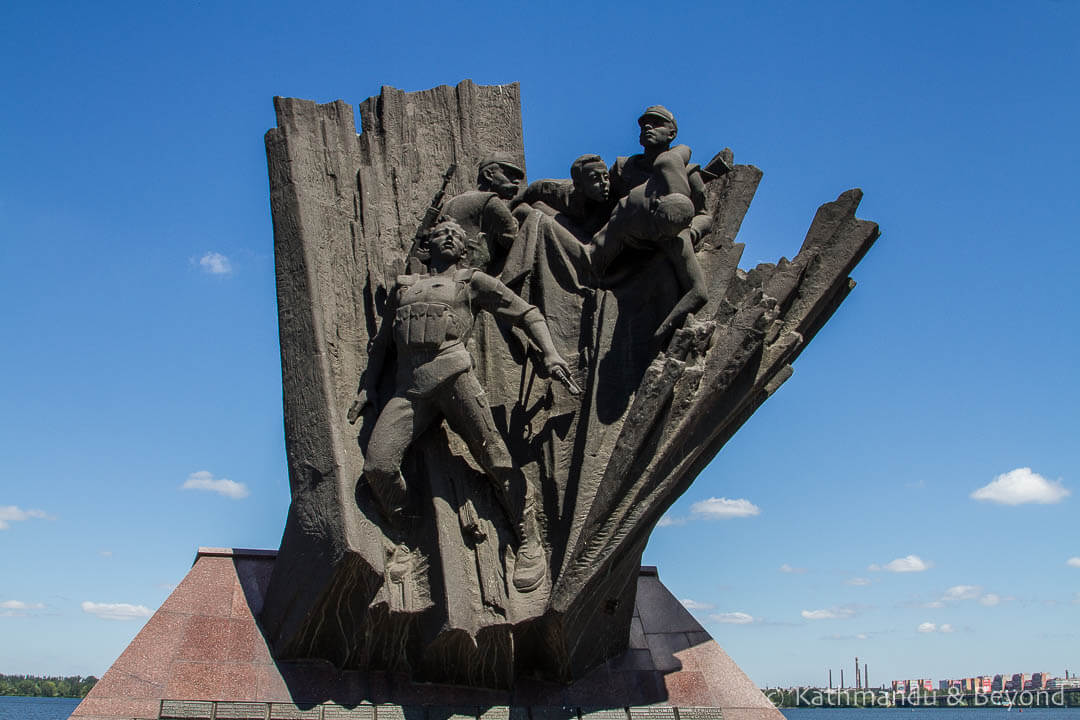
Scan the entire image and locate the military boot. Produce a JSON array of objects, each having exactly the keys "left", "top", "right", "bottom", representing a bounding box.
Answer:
[{"left": 512, "top": 501, "right": 546, "bottom": 593}]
